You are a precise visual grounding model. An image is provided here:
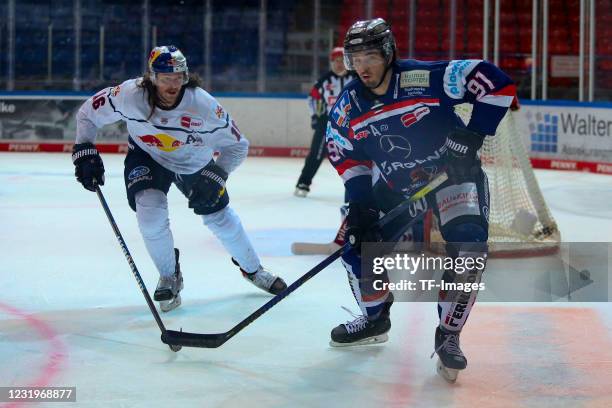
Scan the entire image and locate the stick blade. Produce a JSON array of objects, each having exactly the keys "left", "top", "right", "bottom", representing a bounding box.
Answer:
[
  {"left": 291, "top": 242, "right": 341, "bottom": 255},
  {"left": 161, "top": 330, "right": 227, "bottom": 349}
]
